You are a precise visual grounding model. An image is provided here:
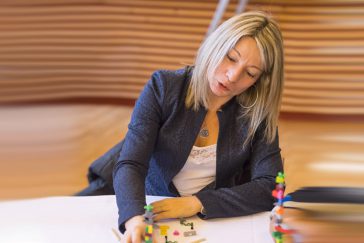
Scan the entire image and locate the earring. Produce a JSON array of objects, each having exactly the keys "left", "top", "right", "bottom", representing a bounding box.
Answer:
[{"left": 241, "top": 85, "right": 258, "bottom": 109}]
